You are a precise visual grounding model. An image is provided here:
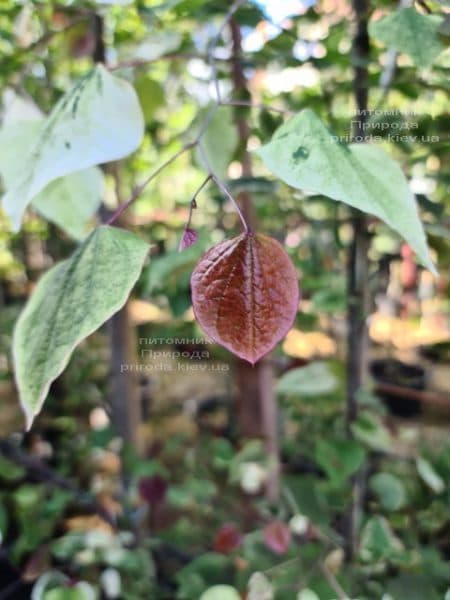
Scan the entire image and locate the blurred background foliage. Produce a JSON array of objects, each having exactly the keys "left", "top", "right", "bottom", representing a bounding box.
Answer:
[{"left": 0, "top": 0, "right": 449, "bottom": 598}]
